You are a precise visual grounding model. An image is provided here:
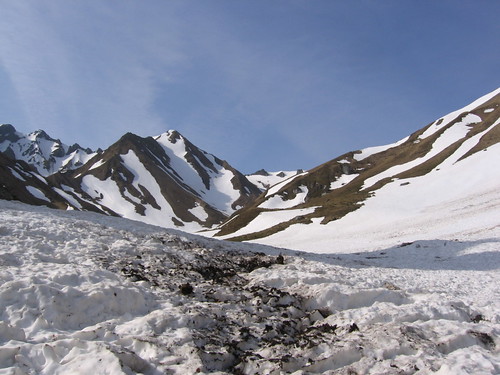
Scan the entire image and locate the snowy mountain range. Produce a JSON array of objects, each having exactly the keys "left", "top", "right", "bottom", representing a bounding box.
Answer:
[
  {"left": 0, "top": 124, "right": 97, "bottom": 176},
  {"left": 1, "top": 87, "right": 499, "bottom": 242},
  {"left": 1, "top": 88, "right": 499, "bottom": 374},
  {"left": 0, "top": 126, "right": 291, "bottom": 231}
]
